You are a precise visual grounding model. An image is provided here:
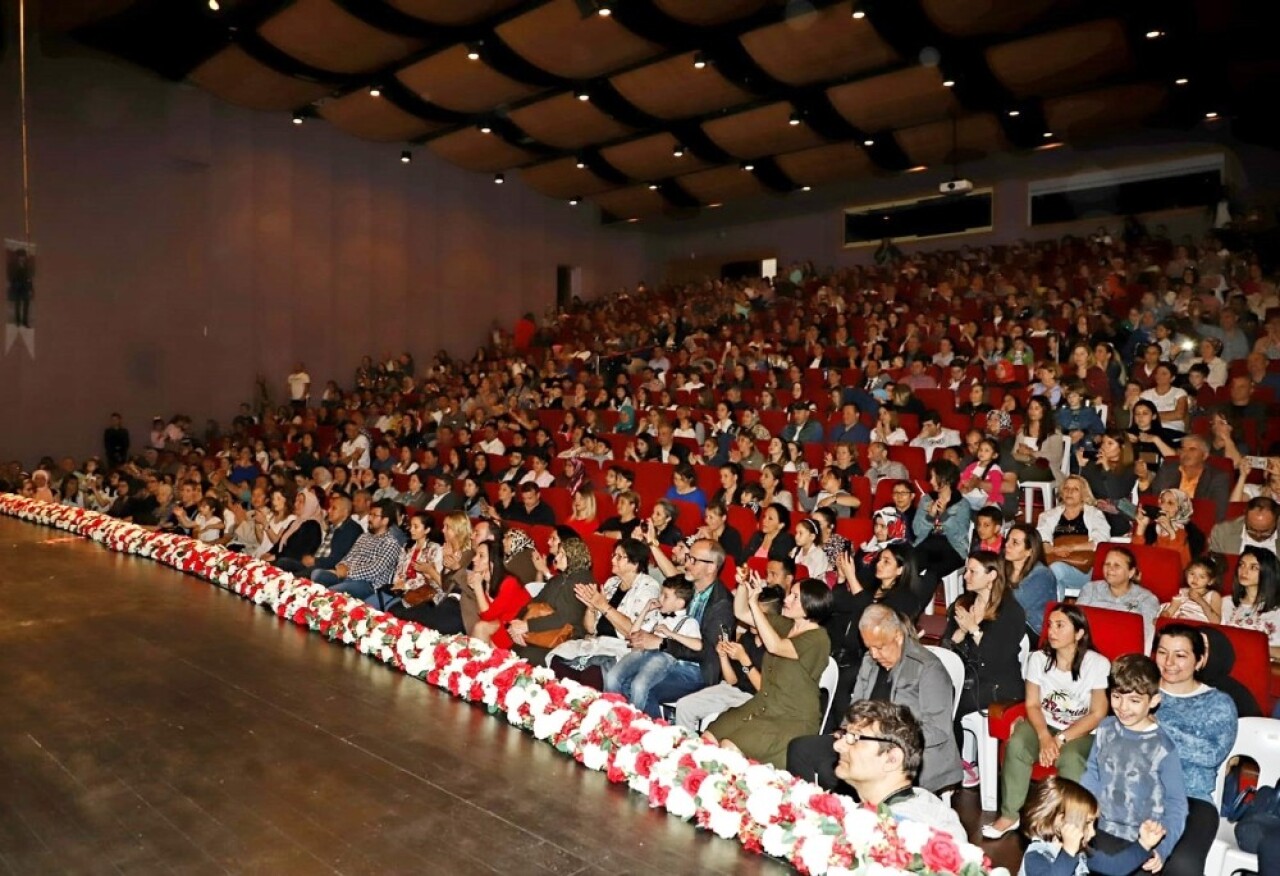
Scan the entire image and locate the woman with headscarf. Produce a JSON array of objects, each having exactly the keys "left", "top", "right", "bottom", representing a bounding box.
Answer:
[
  {"left": 853, "top": 507, "right": 908, "bottom": 588},
  {"left": 1135, "top": 488, "right": 1203, "bottom": 567},
  {"left": 509, "top": 537, "right": 595, "bottom": 666},
  {"left": 268, "top": 491, "right": 323, "bottom": 564}
]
